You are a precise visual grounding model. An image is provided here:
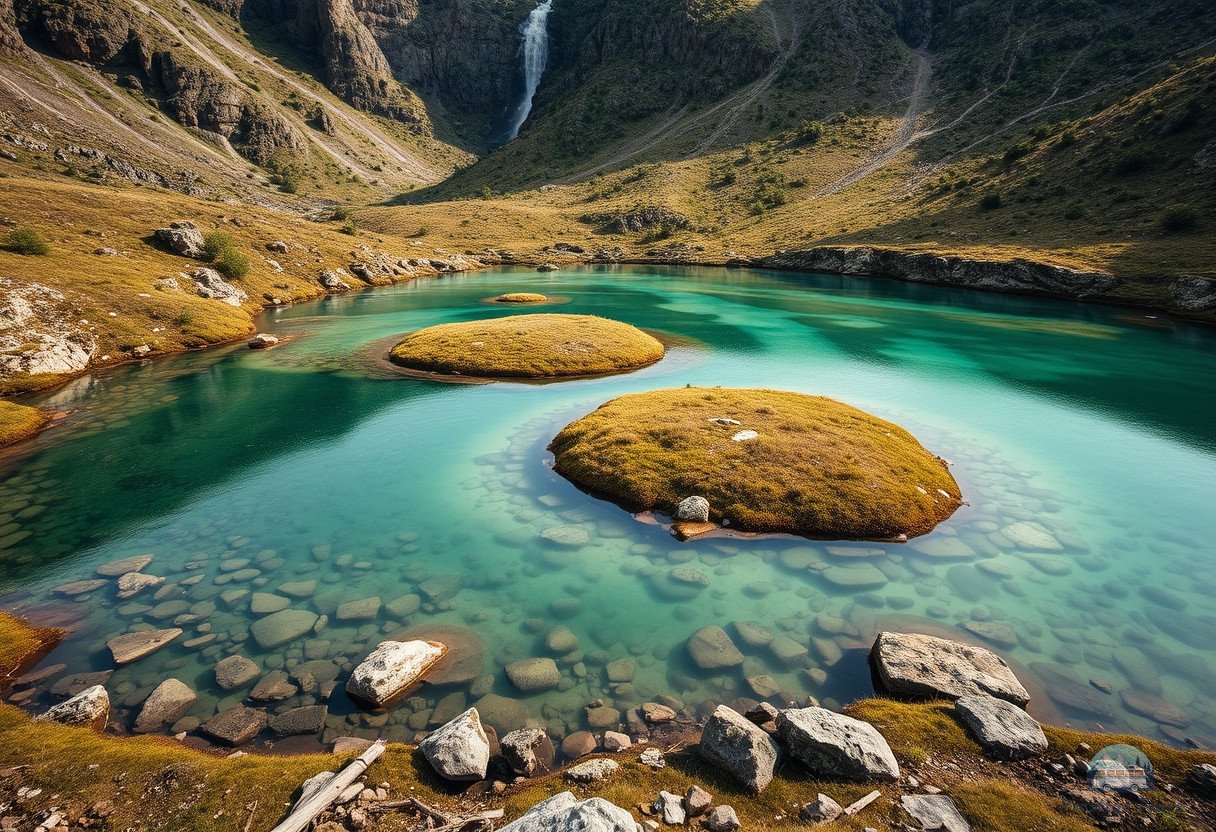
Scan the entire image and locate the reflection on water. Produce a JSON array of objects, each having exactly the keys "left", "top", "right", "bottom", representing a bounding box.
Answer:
[{"left": 1, "top": 266, "right": 1214, "bottom": 752}]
